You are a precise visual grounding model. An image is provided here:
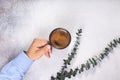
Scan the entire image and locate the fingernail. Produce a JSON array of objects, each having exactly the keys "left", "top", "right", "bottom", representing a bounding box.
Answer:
[{"left": 48, "top": 53, "right": 50, "bottom": 58}]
